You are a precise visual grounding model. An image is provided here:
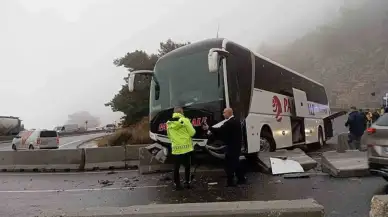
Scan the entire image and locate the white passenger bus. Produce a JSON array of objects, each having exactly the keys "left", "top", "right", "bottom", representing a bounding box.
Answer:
[{"left": 128, "top": 38, "right": 341, "bottom": 159}]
